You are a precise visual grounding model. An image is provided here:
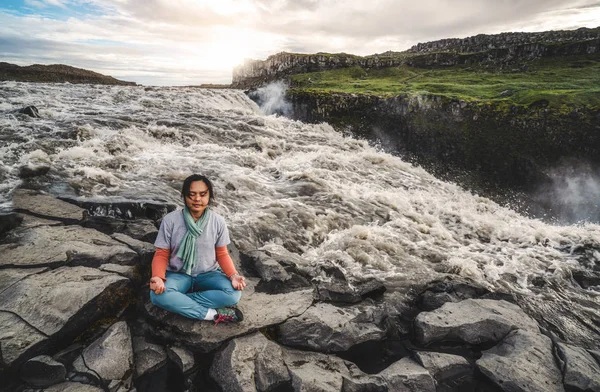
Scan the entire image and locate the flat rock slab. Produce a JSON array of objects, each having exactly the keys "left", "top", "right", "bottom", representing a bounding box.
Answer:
[
  {"left": 277, "top": 301, "right": 386, "bottom": 353},
  {"left": 0, "top": 225, "right": 138, "bottom": 268},
  {"left": 415, "top": 299, "right": 539, "bottom": 346},
  {"left": 12, "top": 189, "right": 85, "bottom": 222},
  {"left": 73, "top": 321, "right": 134, "bottom": 382},
  {"left": 0, "top": 266, "right": 129, "bottom": 366},
  {"left": 44, "top": 382, "right": 104, "bottom": 392},
  {"left": 476, "top": 330, "right": 564, "bottom": 392},
  {"left": 145, "top": 278, "right": 314, "bottom": 352},
  {"left": 210, "top": 332, "right": 290, "bottom": 392},
  {"left": 556, "top": 342, "right": 600, "bottom": 392},
  {"left": 0, "top": 267, "right": 47, "bottom": 294},
  {"left": 0, "top": 311, "right": 47, "bottom": 368}
]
